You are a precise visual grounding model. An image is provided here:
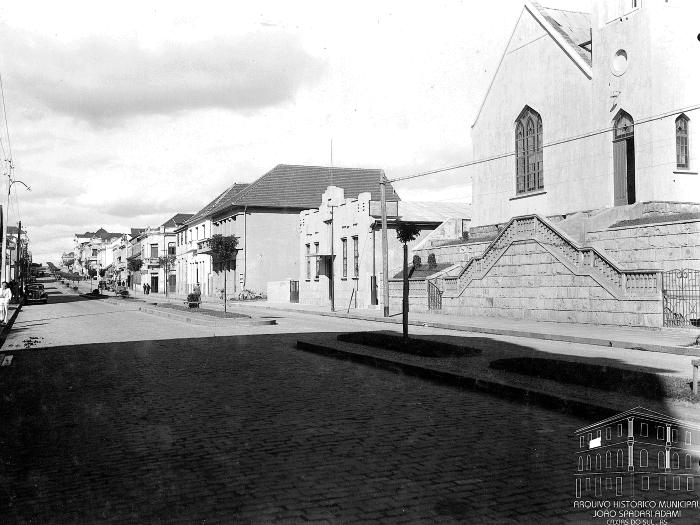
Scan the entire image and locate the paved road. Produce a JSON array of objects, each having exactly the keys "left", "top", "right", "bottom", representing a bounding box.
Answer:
[{"left": 0, "top": 280, "right": 693, "bottom": 524}]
